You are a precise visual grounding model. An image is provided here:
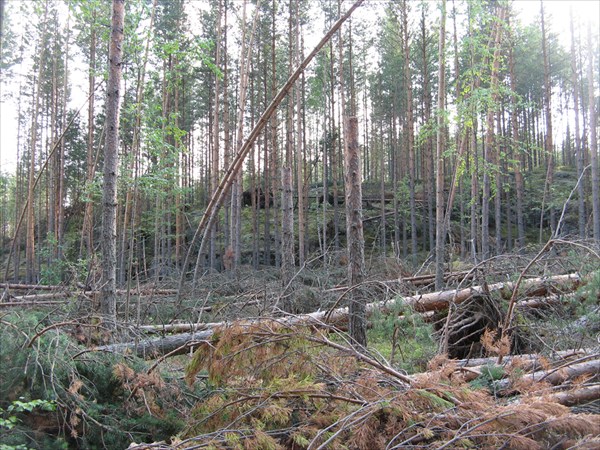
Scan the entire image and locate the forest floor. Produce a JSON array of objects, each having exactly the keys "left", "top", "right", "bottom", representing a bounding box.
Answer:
[{"left": 1, "top": 240, "right": 599, "bottom": 449}]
